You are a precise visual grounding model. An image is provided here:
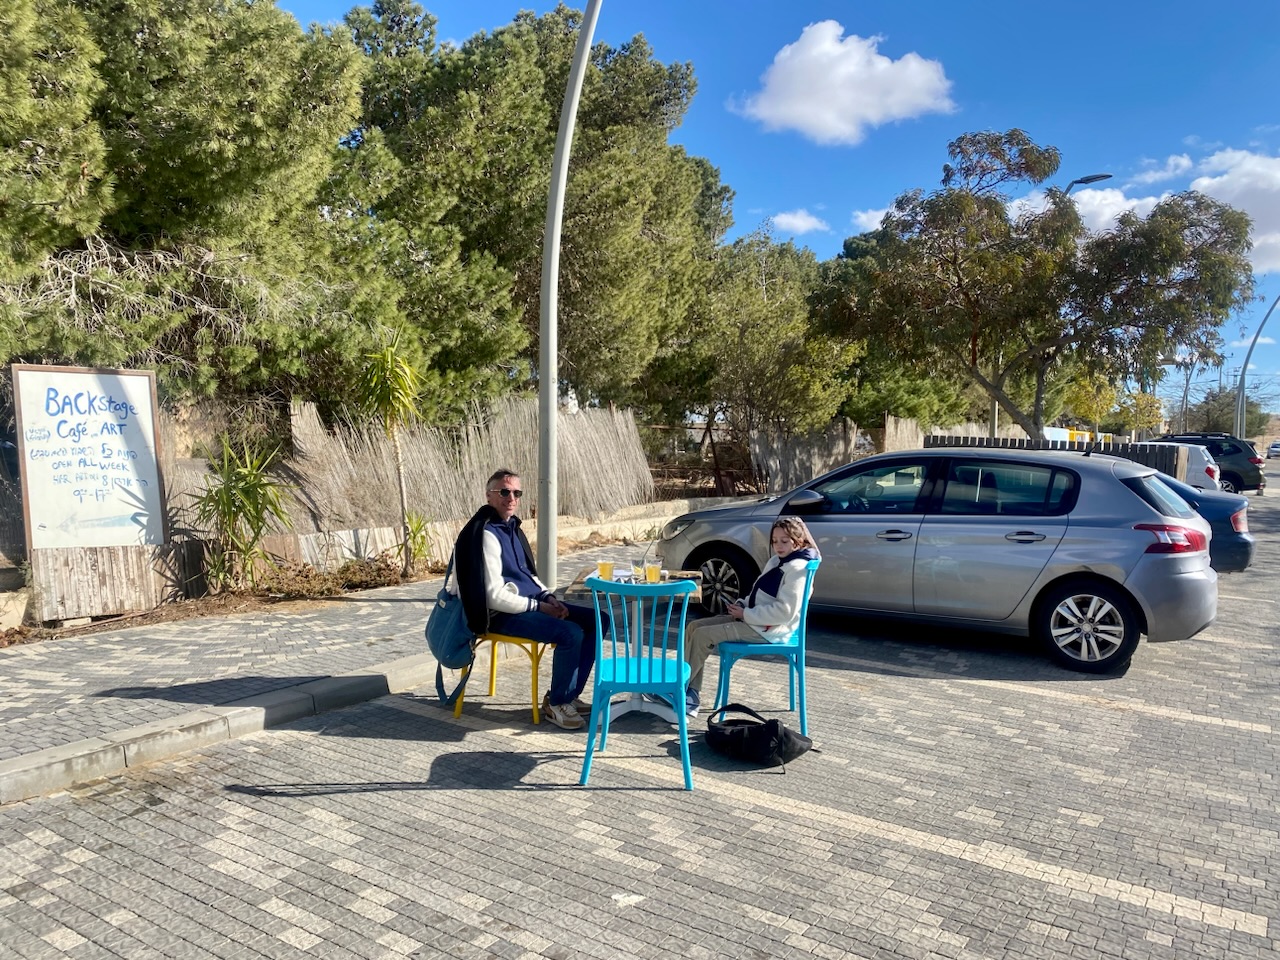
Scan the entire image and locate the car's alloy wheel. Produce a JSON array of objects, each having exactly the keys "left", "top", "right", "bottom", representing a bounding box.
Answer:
[
  {"left": 1035, "top": 580, "right": 1140, "bottom": 673},
  {"left": 1219, "top": 475, "right": 1240, "bottom": 494},
  {"left": 692, "top": 545, "right": 759, "bottom": 615}
]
